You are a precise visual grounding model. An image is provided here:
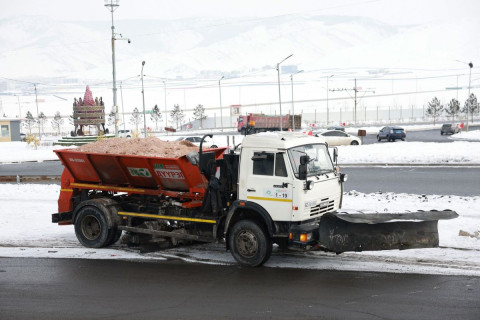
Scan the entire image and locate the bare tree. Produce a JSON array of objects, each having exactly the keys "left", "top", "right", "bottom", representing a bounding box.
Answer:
[
  {"left": 51, "top": 111, "right": 64, "bottom": 135},
  {"left": 445, "top": 98, "right": 460, "bottom": 122},
  {"left": 108, "top": 110, "right": 116, "bottom": 128},
  {"left": 170, "top": 104, "right": 184, "bottom": 129},
  {"left": 37, "top": 112, "right": 47, "bottom": 136},
  {"left": 23, "top": 111, "right": 36, "bottom": 134},
  {"left": 150, "top": 104, "right": 163, "bottom": 131},
  {"left": 193, "top": 104, "right": 207, "bottom": 128},
  {"left": 462, "top": 93, "right": 478, "bottom": 119},
  {"left": 425, "top": 97, "right": 444, "bottom": 125},
  {"left": 129, "top": 107, "right": 142, "bottom": 135}
]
